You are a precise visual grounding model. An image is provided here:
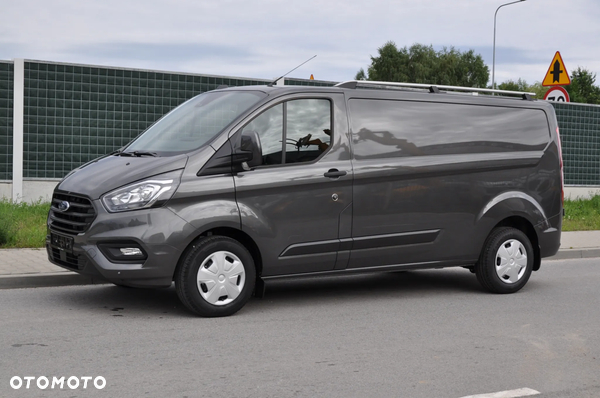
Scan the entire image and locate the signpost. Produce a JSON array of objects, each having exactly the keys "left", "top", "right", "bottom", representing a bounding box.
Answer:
[
  {"left": 544, "top": 86, "right": 570, "bottom": 102},
  {"left": 543, "top": 51, "right": 570, "bottom": 102},
  {"left": 542, "top": 52, "right": 570, "bottom": 87}
]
